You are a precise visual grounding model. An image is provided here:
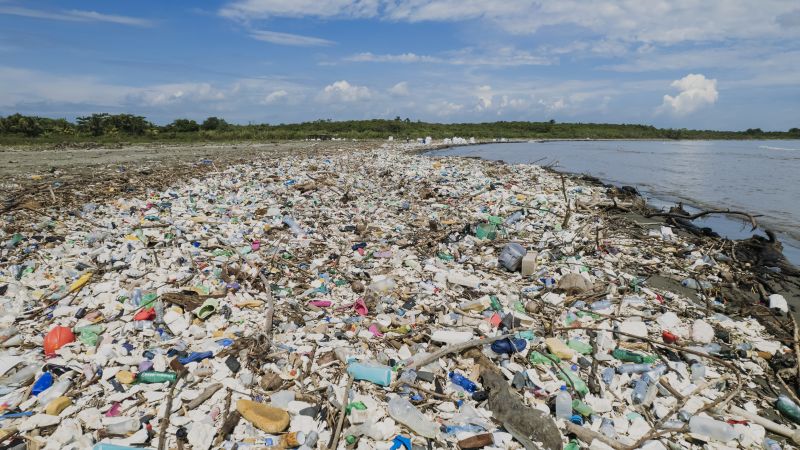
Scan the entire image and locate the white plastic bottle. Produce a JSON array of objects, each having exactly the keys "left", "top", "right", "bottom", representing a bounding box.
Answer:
[
  {"left": 387, "top": 395, "right": 438, "bottom": 438},
  {"left": 104, "top": 417, "right": 141, "bottom": 435},
  {"left": 36, "top": 376, "right": 72, "bottom": 406},
  {"left": 688, "top": 415, "right": 738, "bottom": 442},
  {"left": 555, "top": 385, "right": 572, "bottom": 419}
]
